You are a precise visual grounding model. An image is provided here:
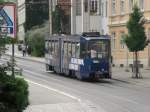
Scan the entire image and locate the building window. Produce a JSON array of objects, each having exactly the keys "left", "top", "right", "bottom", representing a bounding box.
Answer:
[
  {"left": 139, "top": 0, "right": 144, "bottom": 11},
  {"left": 112, "top": 0, "right": 116, "bottom": 15},
  {"left": 90, "top": 0, "right": 98, "bottom": 15},
  {"left": 120, "top": 0, "right": 125, "bottom": 14},
  {"left": 129, "top": 0, "right": 133, "bottom": 12},
  {"left": 111, "top": 32, "right": 116, "bottom": 49},
  {"left": 76, "top": 0, "right": 81, "bottom": 16},
  {"left": 84, "top": 0, "right": 88, "bottom": 12},
  {"left": 120, "top": 32, "right": 125, "bottom": 49}
]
